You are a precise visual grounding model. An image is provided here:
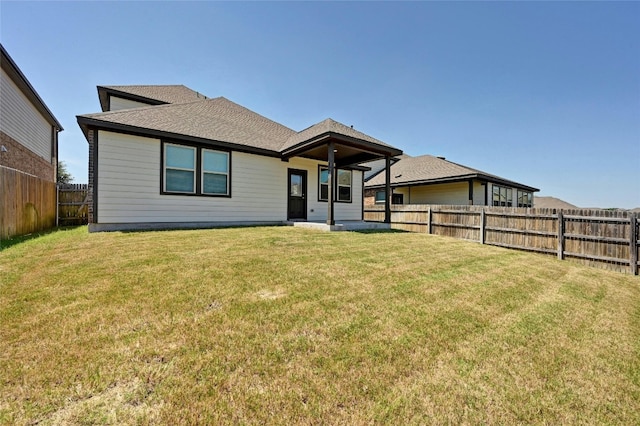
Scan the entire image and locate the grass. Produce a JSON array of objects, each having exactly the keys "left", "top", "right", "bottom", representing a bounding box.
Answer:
[{"left": 1, "top": 226, "right": 639, "bottom": 425}]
